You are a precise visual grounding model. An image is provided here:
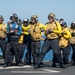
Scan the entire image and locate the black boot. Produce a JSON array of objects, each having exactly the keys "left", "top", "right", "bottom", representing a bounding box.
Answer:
[
  {"left": 18, "top": 63, "right": 24, "bottom": 66},
  {"left": 8, "top": 62, "right": 12, "bottom": 66},
  {"left": 3, "top": 64, "right": 7, "bottom": 68},
  {"left": 60, "top": 64, "right": 69, "bottom": 69},
  {"left": 33, "top": 64, "right": 40, "bottom": 69},
  {"left": 72, "top": 62, "right": 75, "bottom": 66},
  {"left": 40, "top": 62, "right": 44, "bottom": 65},
  {"left": 52, "top": 63, "right": 56, "bottom": 67}
]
